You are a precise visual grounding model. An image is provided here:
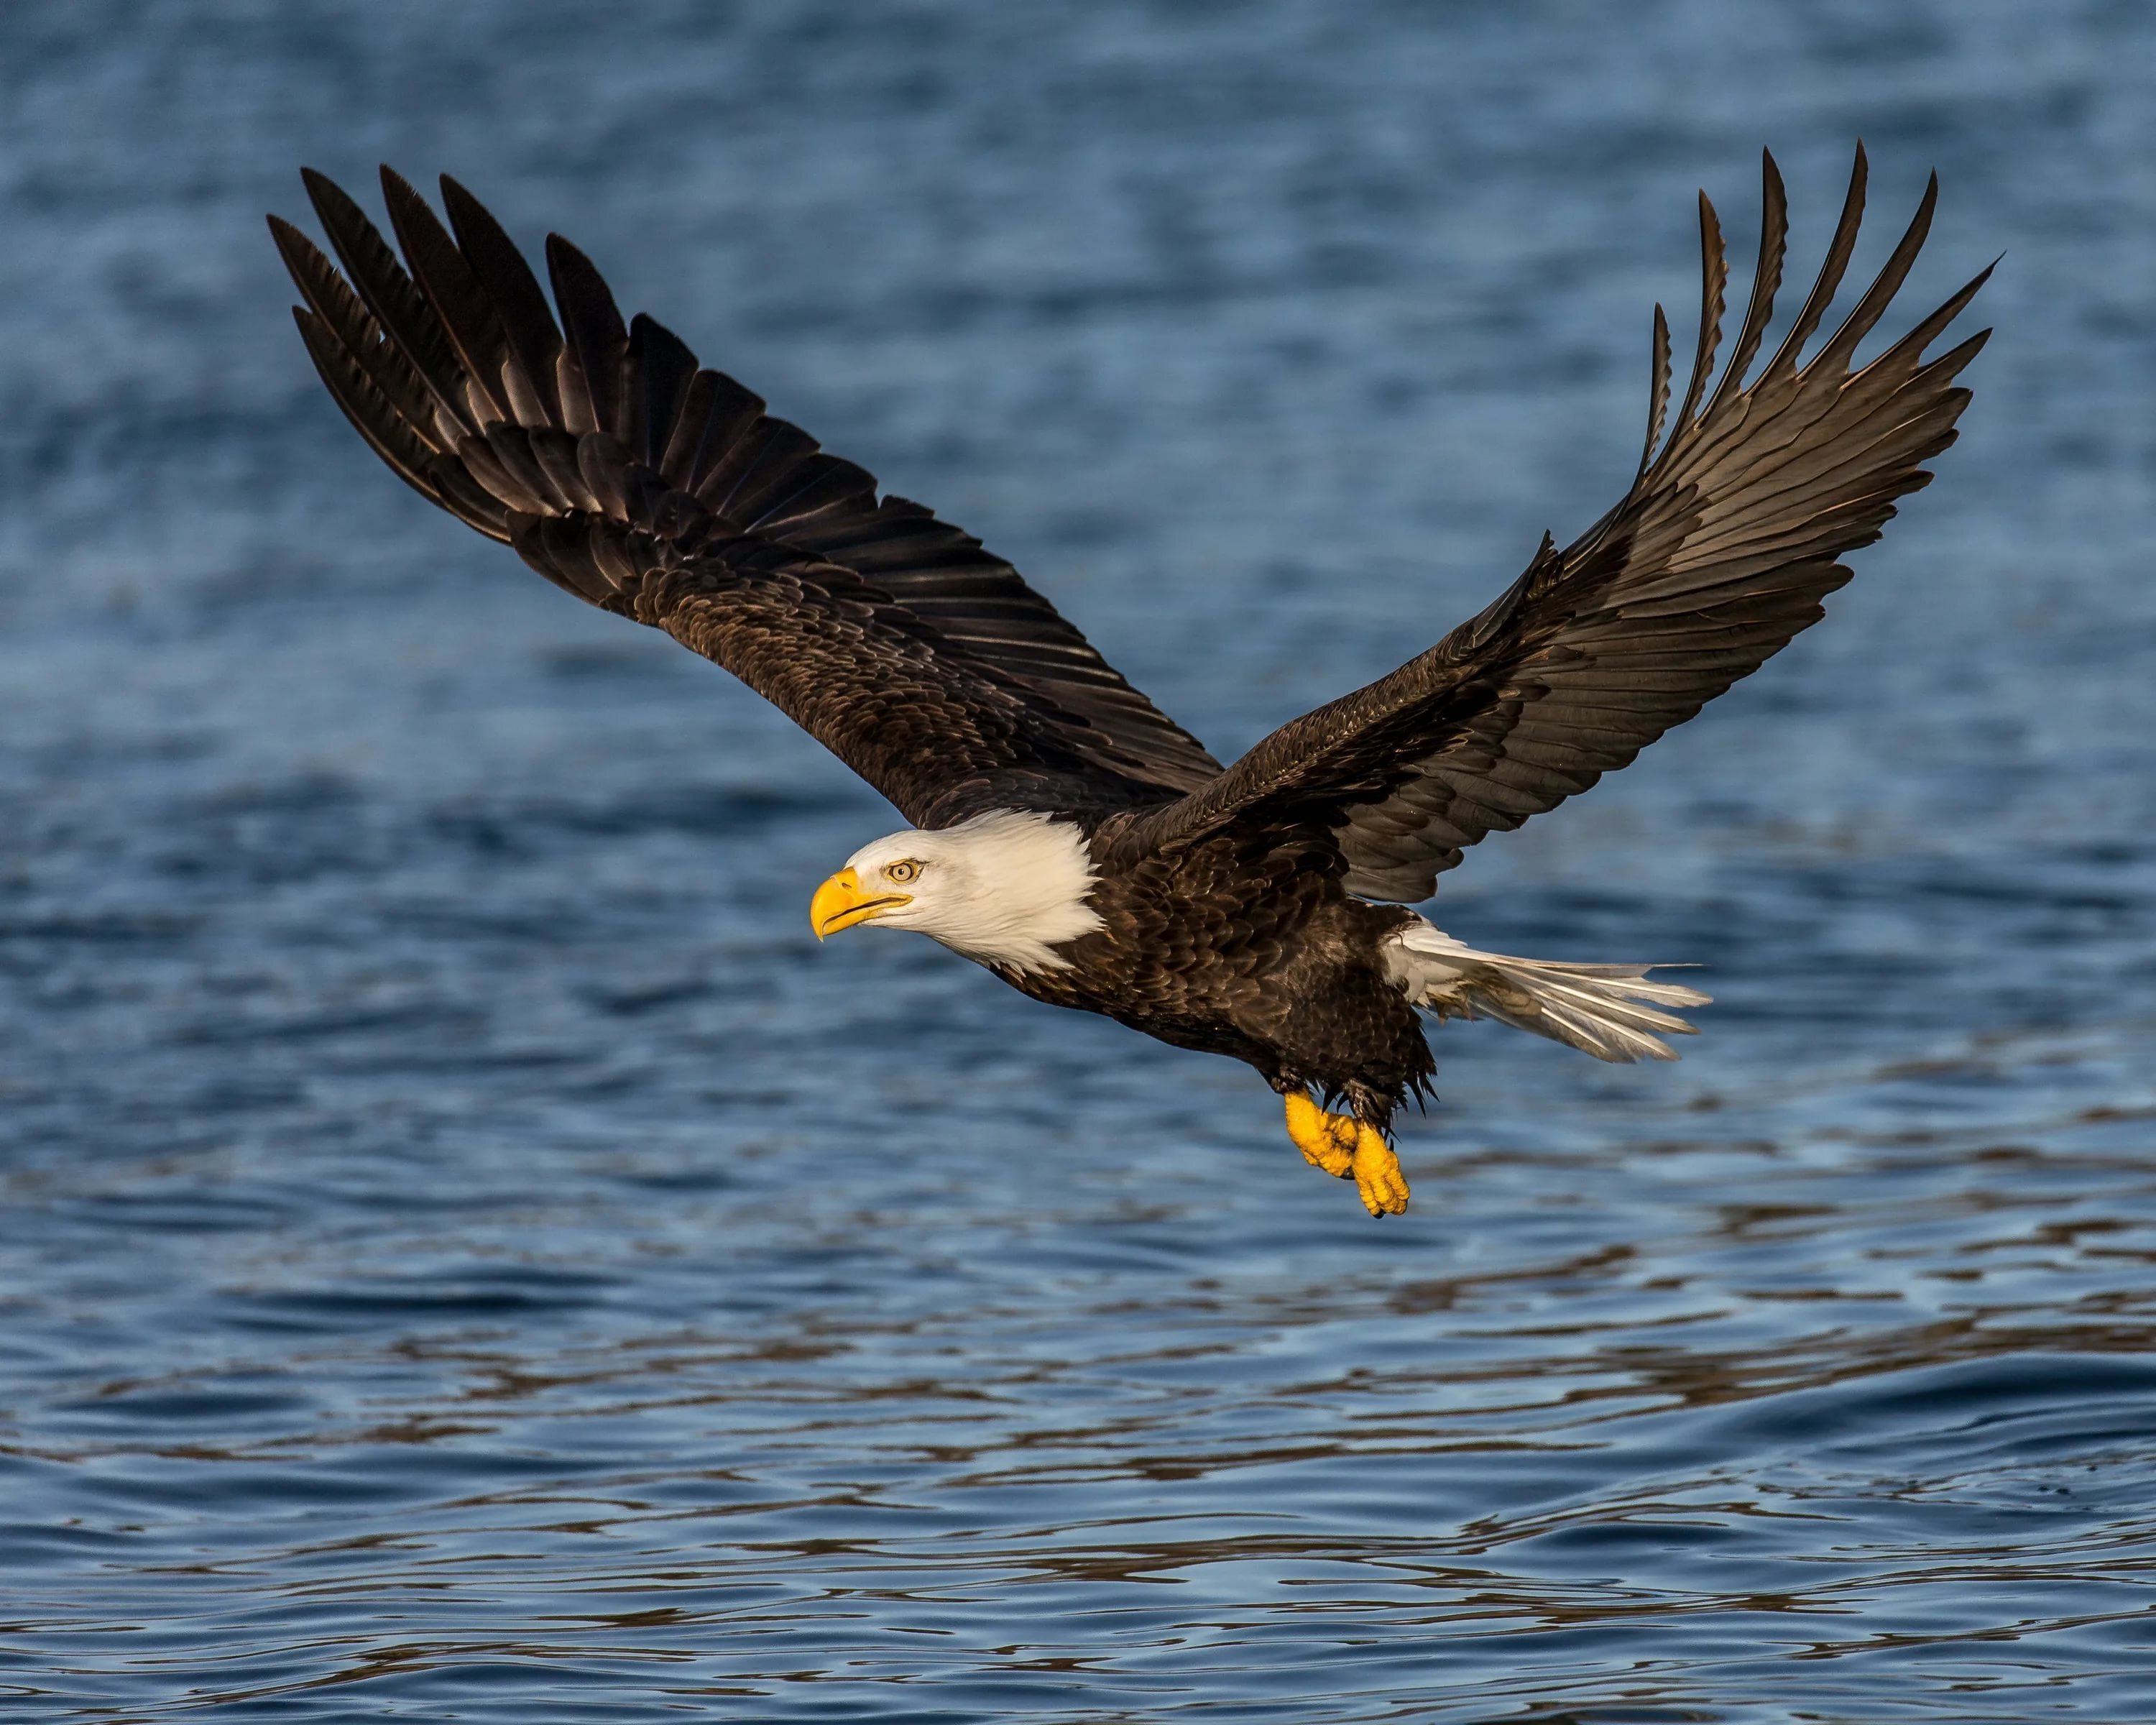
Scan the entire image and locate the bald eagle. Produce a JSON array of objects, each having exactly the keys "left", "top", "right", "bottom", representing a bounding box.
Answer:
[{"left": 271, "top": 147, "right": 1986, "bottom": 1217}]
